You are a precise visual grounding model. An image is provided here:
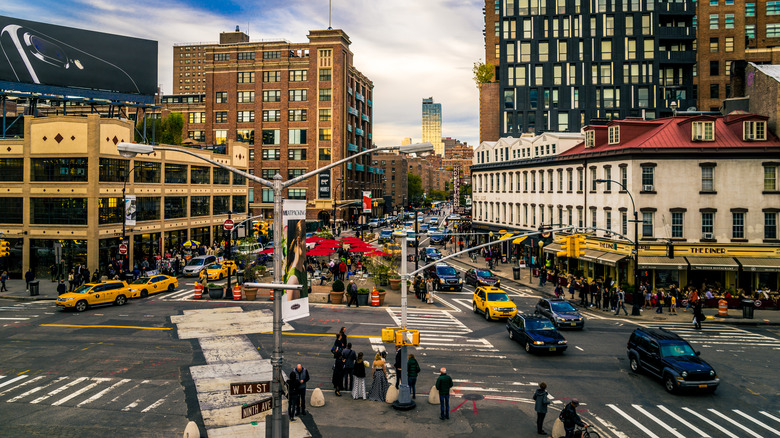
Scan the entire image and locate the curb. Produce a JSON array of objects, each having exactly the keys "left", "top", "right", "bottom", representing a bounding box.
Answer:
[{"left": 0, "top": 296, "right": 57, "bottom": 302}]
